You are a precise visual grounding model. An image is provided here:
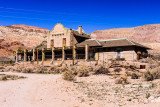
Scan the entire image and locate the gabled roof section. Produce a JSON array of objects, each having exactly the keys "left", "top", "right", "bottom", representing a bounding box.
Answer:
[
  {"left": 35, "top": 41, "right": 47, "bottom": 50},
  {"left": 99, "top": 38, "right": 150, "bottom": 49},
  {"left": 76, "top": 38, "right": 150, "bottom": 49},
  {"left": 76, "top": 38, "right": 102, "bottom": 47}
]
